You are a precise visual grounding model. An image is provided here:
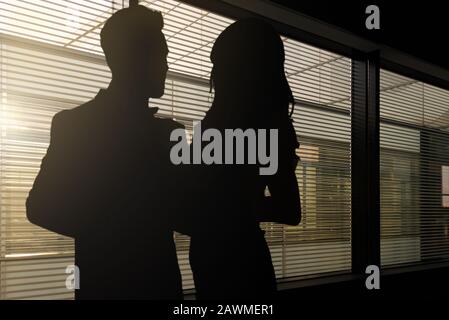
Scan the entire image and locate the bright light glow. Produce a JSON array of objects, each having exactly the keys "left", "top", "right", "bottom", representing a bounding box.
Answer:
[{"left": 5, "top": 252, "right": 60, "bottom": 258}]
